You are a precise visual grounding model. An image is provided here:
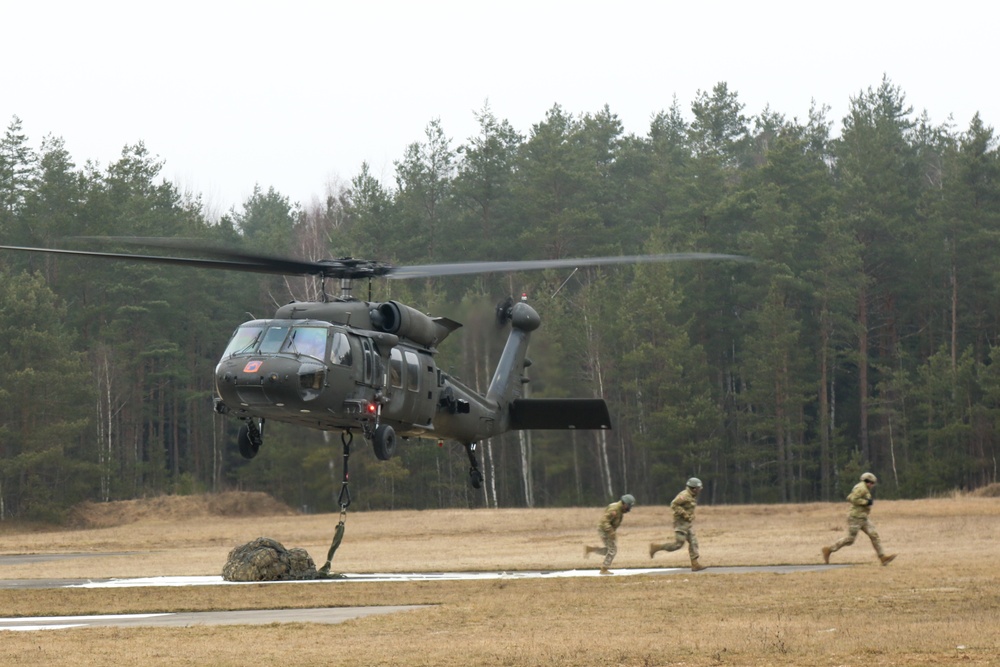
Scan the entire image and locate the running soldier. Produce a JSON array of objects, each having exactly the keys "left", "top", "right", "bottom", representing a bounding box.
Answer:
[
  {"left": 649, "top": 477, "right": 706, "bottom": 571},
  {"left": 584, "top": 494, "right": 635, "bottom": 575},
  {"left": 823, "top": 472, "right": 897, "bottom": 566}
]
